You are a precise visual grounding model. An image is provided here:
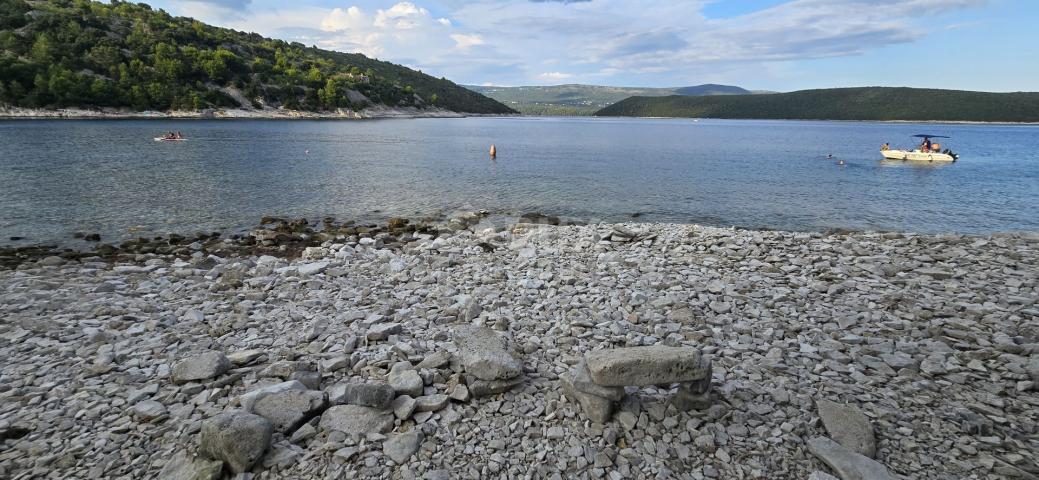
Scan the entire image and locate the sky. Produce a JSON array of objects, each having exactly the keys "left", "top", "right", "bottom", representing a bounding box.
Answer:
[{"left": 138, "top": 0, "right": 1037, "bottom": 91}]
